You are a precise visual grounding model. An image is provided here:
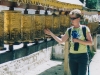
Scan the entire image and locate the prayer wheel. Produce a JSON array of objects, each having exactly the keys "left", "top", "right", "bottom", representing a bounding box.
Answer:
[
  {"left": 91, "top": 22, "right": 99, "bottom": 33},
  {"left": 65, "top": 15, "right": 70, "bottom": 27},
  {"left": 53, "top": 15, "right": 60, "bottom": 36},
  {"left": 33, "top": 15, "right": 45, "bottom": 39},
  {"left": 87, "top": 23, "right": 92, "bottom": 33},
  {"left": 21, "top": 14, "right": 34, "bottom": 43},
  {"left": 0, "top": 13, "right": 4, "bottom": 49},
  {"left": 2, "top": 10, "right": 21, "bottom": 44},
  {"left": 45, "top": 15, "right": 53, "bottom": 38},
  {"left": 60, "top": 15, "right": 66, "bottom": 34}
]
